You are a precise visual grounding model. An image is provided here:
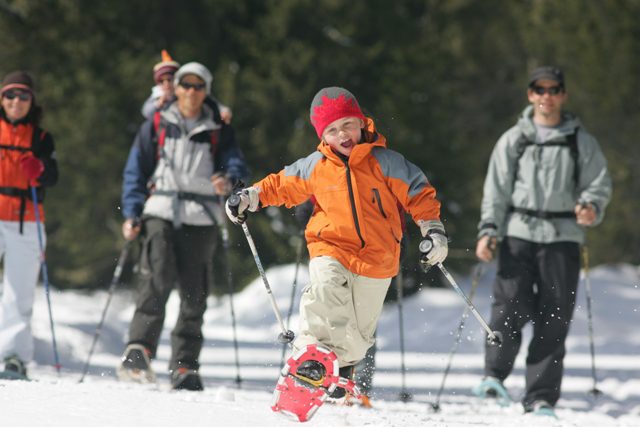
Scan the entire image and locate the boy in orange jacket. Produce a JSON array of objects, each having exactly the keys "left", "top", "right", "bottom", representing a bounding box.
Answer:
[{"left": 226, "top": 87, "right": 447, "bottom": 395}]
